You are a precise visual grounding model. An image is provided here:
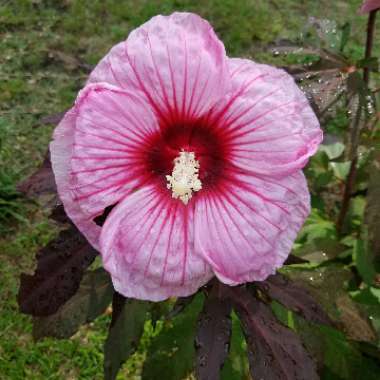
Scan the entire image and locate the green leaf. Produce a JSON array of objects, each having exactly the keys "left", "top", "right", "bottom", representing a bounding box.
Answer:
[
  {"left": 351, "top": 287, "right": 380, "bottom": 306},
  {"left": 350, "top": 287, "right": 380, "bottom": 339},
  {"left": 303, "top": 17, "right": 341, "bottom": 52},
  {"left": 104, "top": 294, "right": 150, "bottom": 380},
  {"left": 339, "top": 22, "right": 351, "bottom": 52},
  {"left": 33, "top": 268, "right": 113, "bottom": 339},
  {"left": 297, "top": 209, "right": 337, "bottom": 244},
  {"left": 221, "top": 312, "right": 249, "bottom": 380},
  {"left": 353, "top": 239, "right": 376, "bottom": 286},
  {"left": 280, "top": 265, "right": 376, "bottom": 342},
  {"left": 142, "top": 293, "right": 204, "bottom": 380},
  {"left": 319, "top": 142, "right": 345, "bottom": 160},
  {"left": 311, "top": 150, "right": 330, "bottom": 170},
  {"left": 296, "top": 322, "right": 380, "bottom": 380},
  {"left": 346, "top": 196, "right": 366, "bottom": 228},
  {"left": 166, "top": 294, "right": 195, "bottom": 319},
  {"left": 295, "top": 238, "right": 345, "bottom": 263},
  {"left": 366, "top": 152, "right": 380, "bottom": 265},
  {"left": 357, "top": 57, "right": 379, "bottom": 72},
  {"left": 330, "top": 161, "right": 351, "bottom": 181},
  {"left": 271, "top": 288, "right": 379, "bottom": 377},
  {"left": 271, "top": 300, "right": 296, "bottom": 328}
]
